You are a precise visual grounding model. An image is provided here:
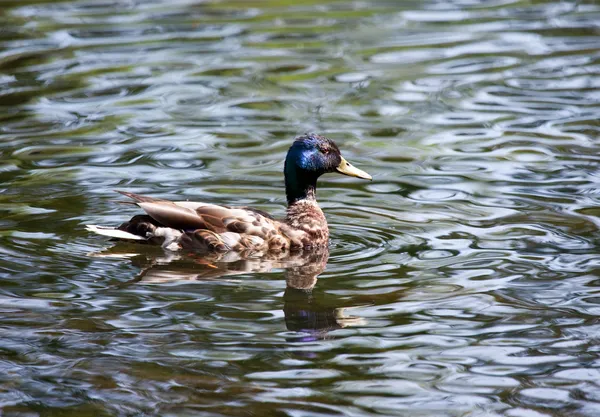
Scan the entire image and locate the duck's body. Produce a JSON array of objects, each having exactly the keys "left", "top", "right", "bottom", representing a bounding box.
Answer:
[
  {"left": 89, "top": 191, "right": 327, "bottom": 252},
  {"left": 86, "top": 134, "right": 371, "bottom": 253}
]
